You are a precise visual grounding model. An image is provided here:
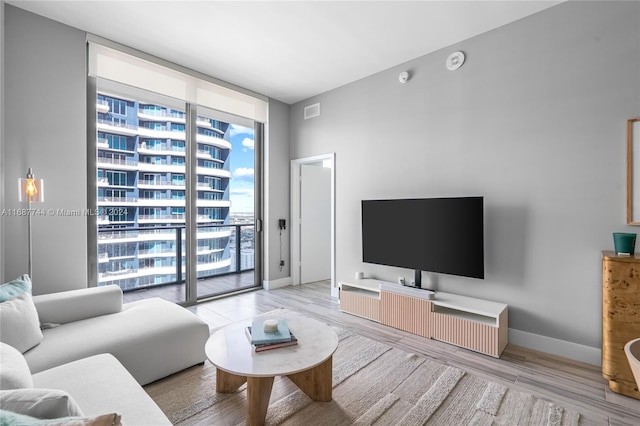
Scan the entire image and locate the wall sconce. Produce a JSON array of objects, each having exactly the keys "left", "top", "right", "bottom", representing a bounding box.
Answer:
[{"left": 18, "top": 168, "right": 44, "bottom": 280}]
